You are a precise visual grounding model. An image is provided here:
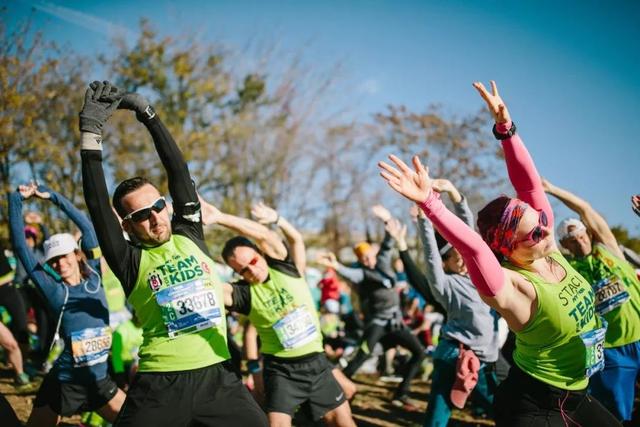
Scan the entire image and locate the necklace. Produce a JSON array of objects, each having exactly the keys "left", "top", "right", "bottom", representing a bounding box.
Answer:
[{"left": 545, "top": 256, "right": 564, "bottom": 282}]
